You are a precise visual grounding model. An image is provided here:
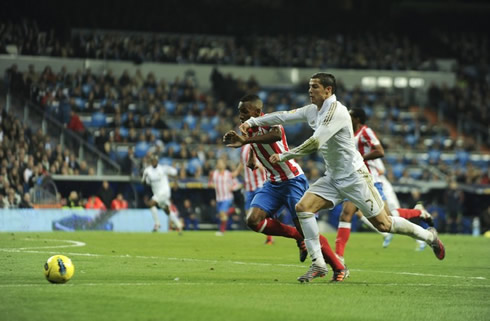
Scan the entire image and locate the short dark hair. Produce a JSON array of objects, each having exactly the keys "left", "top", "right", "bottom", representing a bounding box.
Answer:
[
  {"left": 239, "top": 94, "right": 263, "bottom": 111},
  {"left": 240, "top": 94, "right": 261, "bottom": 103},
  {"left": 350, "top": 108, "right": 367, "bottom": 124},
  {"left": 311, "top": 72, "right": 336, "bottom": 94}
]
